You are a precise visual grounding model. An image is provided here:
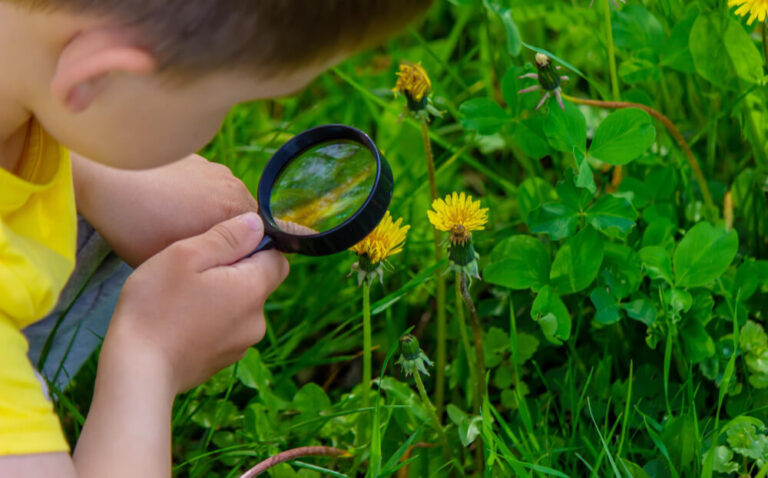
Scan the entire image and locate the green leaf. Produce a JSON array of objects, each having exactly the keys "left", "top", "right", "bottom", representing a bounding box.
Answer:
[
  {"left": 447, "top": 404, "right": 482, "bottom": 447},
  {"left": 550, "top": 226, "right": 605, "bottom": 295},
  {"left": 293, "top": 383, "right": 331, "bottom": 413},
  {"left": 640, "top": 246, "right": 673, "bottom": 284},
  {"left": 660, "top": 10, "right": 697, "bottom": 73},
  {"left": 531, "top": 285, "right": 571, "bottom": 344},
  {"left": 484, "top": 0, "right": 521, "bottom": 56},
  {"left": 601, "top": 243, "right": 643, "bottom": 299},
  {"left": 622, "top": 298, "right": 656, "bottom": 326},
  {"left": 459, "top": 98, "right": 509, "bottom": 135},
  {"left": 517, "top": 177, "right": 557, "bottom": 219},
  {"left": 589, "top": 109, "right": 656, "bottom": 165},
  {"left": 485, "top": 235, "right": 550, "bottom": 290},
  {"left": 556, "top": 171, "right": 593, "bottom": 211},
  {"left": 680, "top": 318, "right": 715, "bottom": 363},
  {"left": 513, "top": 118, "right": 551, "bottom": 159},
  {"left": 237, "top": 348, "right": 273, "bottom": 390},
  {"left": 690, "top": 13, "right": 763, "bottom": 89},
  {"left": 526, "top": 202, "right": 579, "bottom": 240},
  {"left": 619, "top": 58, "right": 660, "bottom": 84},
  {"left": 586, "top": 194, "right": 638, "bottom": 239},
  {"left": 673, "top": 222, "right": 739, "bottom": 288},
  {"left": 590, "top": 288, "right": 621, "bottom": 324},
  {"left": 501, "top": 67, "right": 521, "bottom": 117},
  {"left": 701, "top": 446, "right": 739, "bottom": 474},
  {"left": 575, "top": 150, "right": 596, "bottom": 194},
  {"left": 545, "top": 101, "right": 587, "bottom": 155}
]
